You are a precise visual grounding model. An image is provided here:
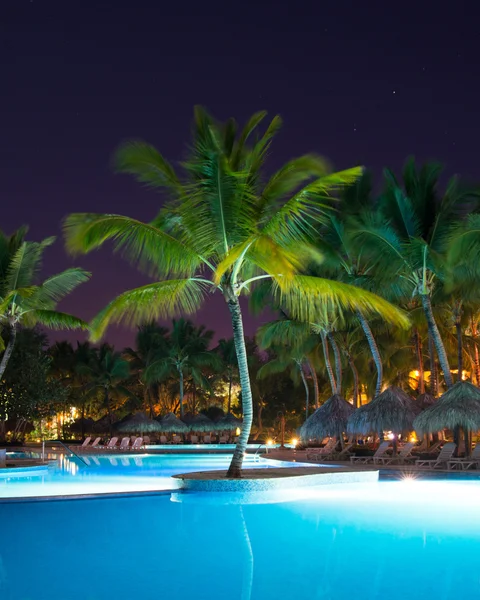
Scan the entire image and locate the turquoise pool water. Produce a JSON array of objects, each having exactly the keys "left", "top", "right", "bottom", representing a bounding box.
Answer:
[
  {"left": 1, "top": 477, "right": 479, "bottom": 600},
  {"left": 0, "top": 453, "right": 302, "bottom": 498}
]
